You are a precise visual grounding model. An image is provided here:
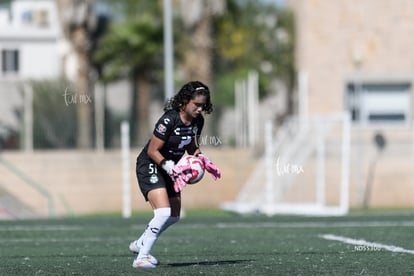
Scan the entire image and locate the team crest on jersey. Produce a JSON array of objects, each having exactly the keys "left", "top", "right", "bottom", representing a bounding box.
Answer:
[
  {"left": 192, "top": 126, "right": 198, "bottom": 135},
  {"left": 150, "top": 174, "right": 159, "bottom": 184},
  {"left": 156, "top": 123, "right": 167, "bottom": 135}
]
